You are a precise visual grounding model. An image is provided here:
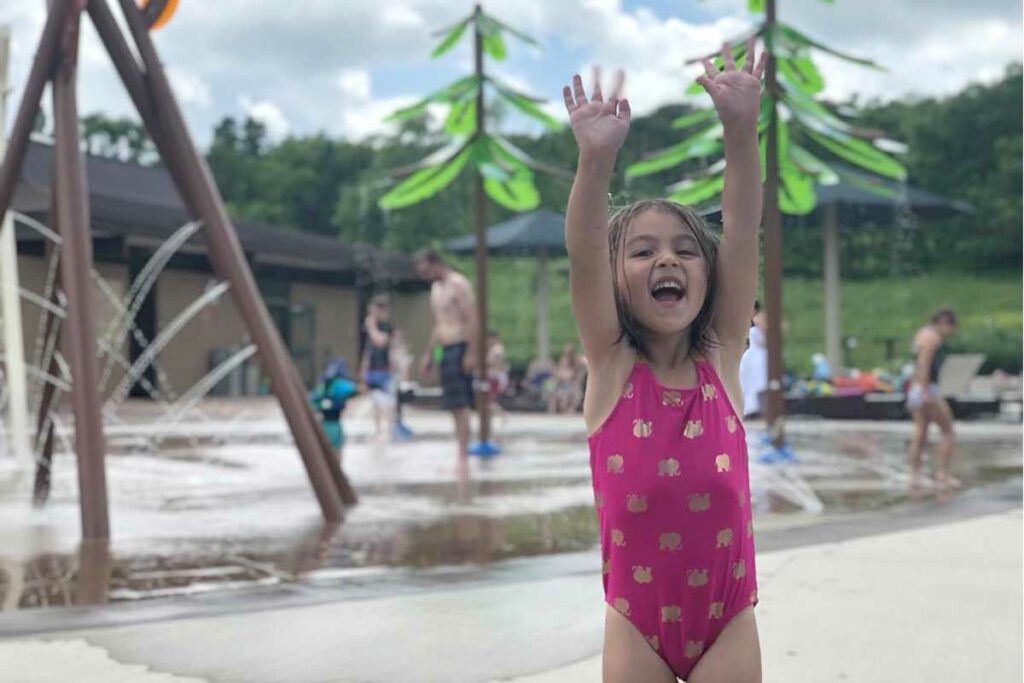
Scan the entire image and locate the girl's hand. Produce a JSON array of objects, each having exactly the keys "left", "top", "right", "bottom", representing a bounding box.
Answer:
[
  {"left": 697, "top": 38, "right": 766, "bottom": 131},
  {"left": 562, "top": 68, "right": 631, "bottom": 162}
]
